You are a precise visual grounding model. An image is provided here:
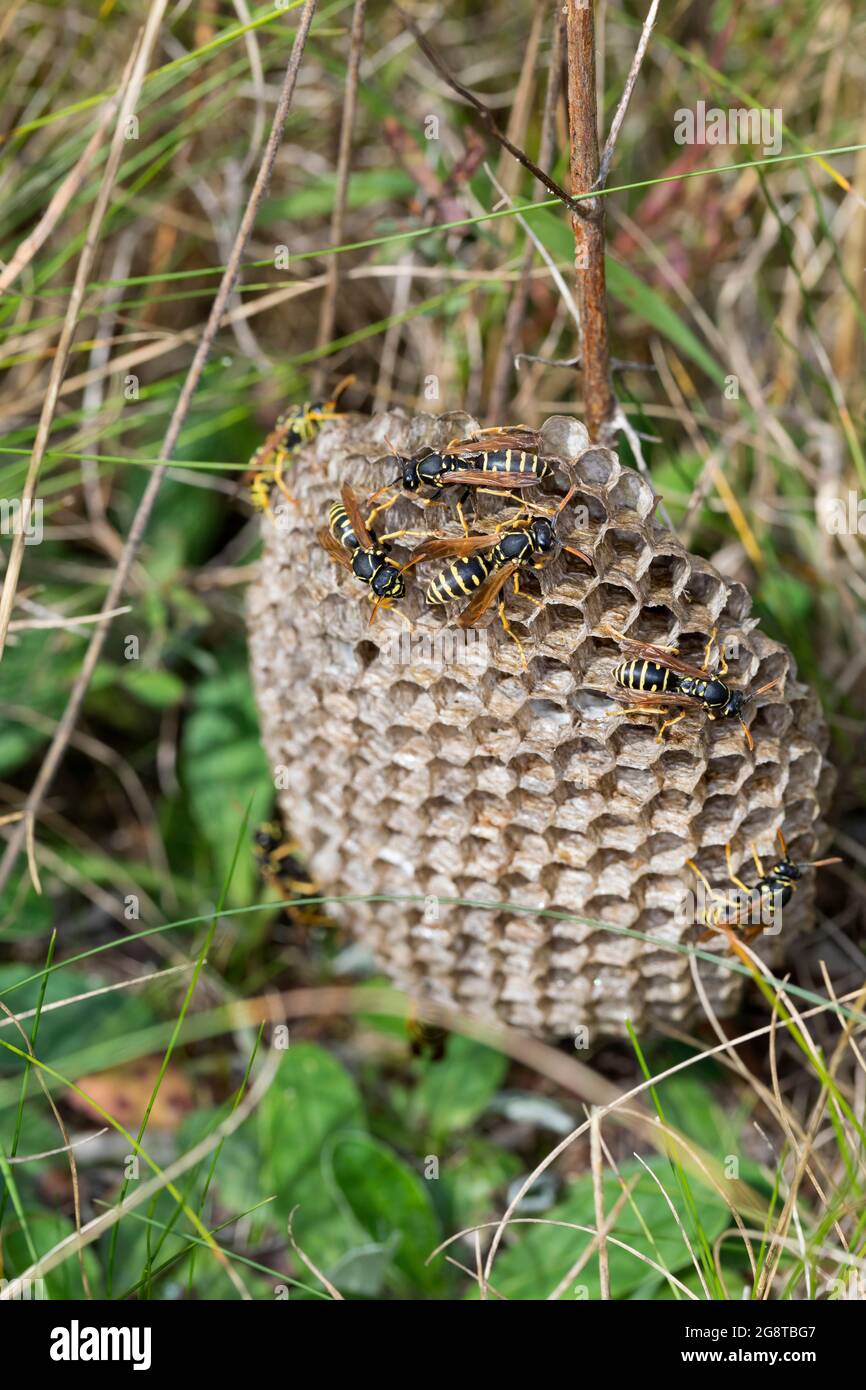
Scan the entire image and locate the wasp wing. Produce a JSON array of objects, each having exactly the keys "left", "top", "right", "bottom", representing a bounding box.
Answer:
[
  {"left": 457, "top": 561, "right": 521, "bottom": 628},
  {"left": 408, "top": 532, "right": 499, "bottom": 567},
  {"left": 602, "top": 628, "right": 713, "bottom": 681},
  {"left": 604, "top": 688, "right": 699, "bottom": 712},
  {"left": 444, "top": 428, "right": 543, "bottom": 454},
  {"left": 439, "top": 468, "right": 543, "bottom": 489},
  {"left": 318, "top": 526, "right": 354, "bottom": 573},
  {"left": 340, "top": 482, "right": 374, "bottom": 549}
]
